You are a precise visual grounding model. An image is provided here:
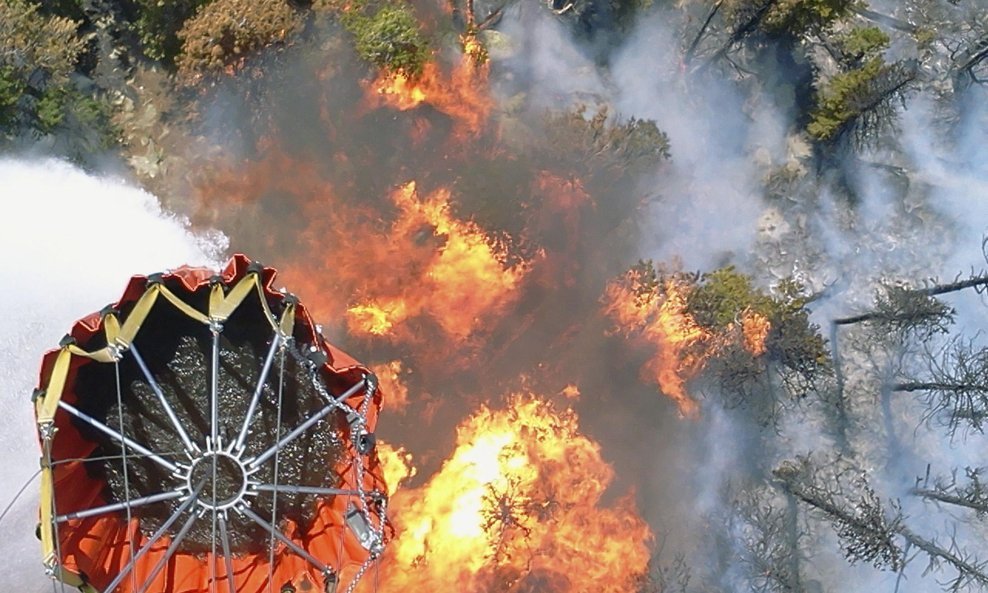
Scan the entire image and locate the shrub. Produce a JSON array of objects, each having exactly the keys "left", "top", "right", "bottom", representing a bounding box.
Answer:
[
  {"left": 761, "top": 0, "right": 854, "bottom": 36},
  {"left": 131, "top": 0, "right": 211, "bottom": 65},
  {"left": 176, "top": 0, "right": 302, "bottom": 81},
  {"left": 0, "top": 0, "right": 111, "bottom": 142},
  {"left": 338, "top": 2, "right": 430, "bottom": 78},
  {"left": 543, "top": 106, "right": 671, "bottom": 175},
  {"left": 0, "top": 0, "right": 84, "bottom": 84}
]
